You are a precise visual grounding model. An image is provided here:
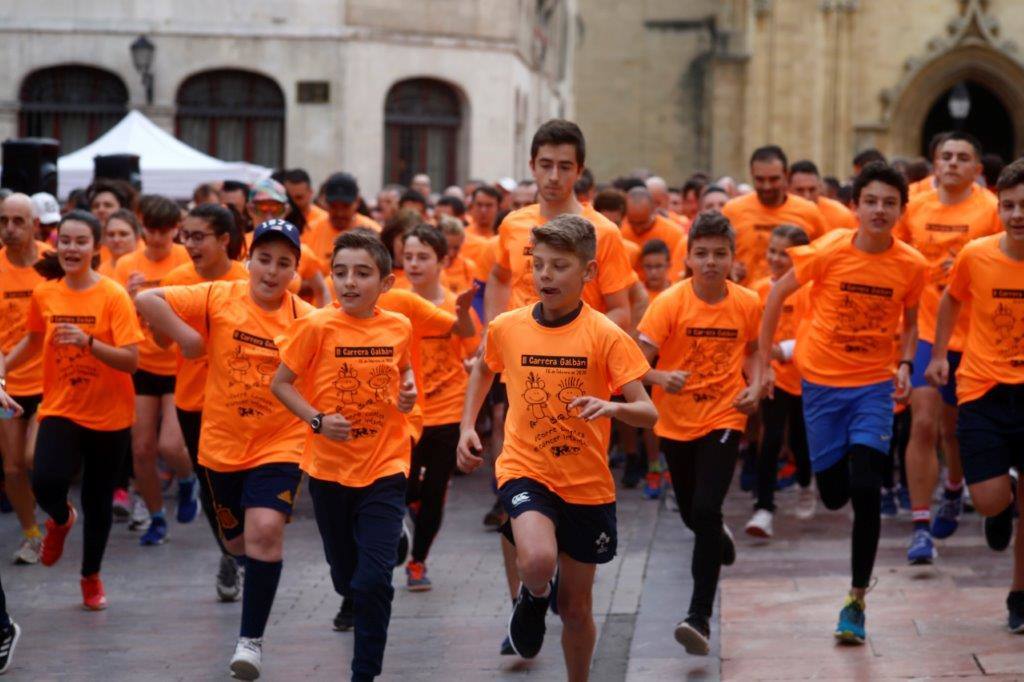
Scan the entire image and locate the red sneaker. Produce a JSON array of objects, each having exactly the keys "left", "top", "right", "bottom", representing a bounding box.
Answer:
[
  {"left": 80, "top": 574, "right": 107, "bottom": 611},
  {"left": 40, "top": 505, "right": 77, "bottom": 567}
]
